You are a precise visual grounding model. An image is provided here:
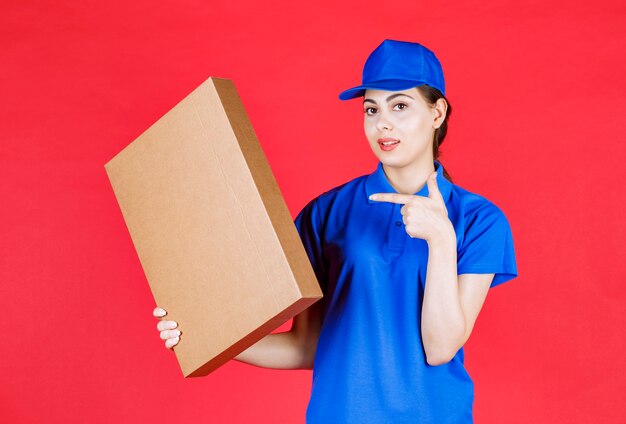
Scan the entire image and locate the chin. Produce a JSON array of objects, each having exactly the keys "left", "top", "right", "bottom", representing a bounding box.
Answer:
[
  {"left": 376, "top": 155, "right": 406, "bottom": 168},
  {"left": 369, "top": 143, "right": 424, "bottom": 168}
]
